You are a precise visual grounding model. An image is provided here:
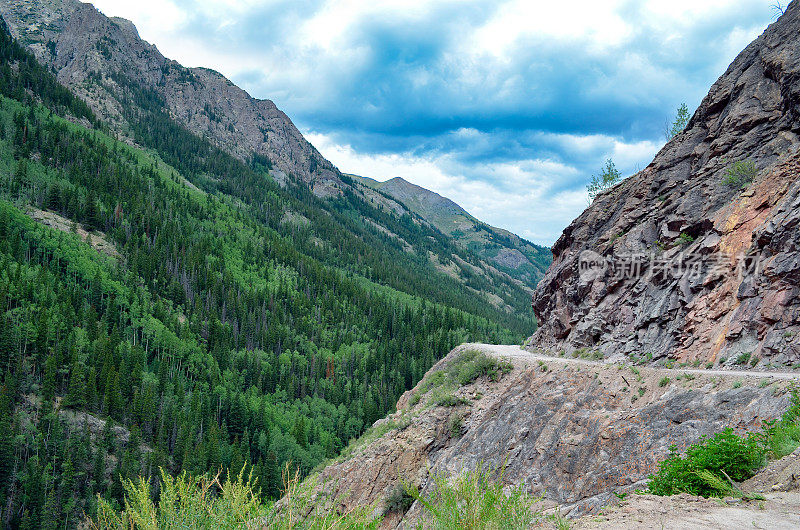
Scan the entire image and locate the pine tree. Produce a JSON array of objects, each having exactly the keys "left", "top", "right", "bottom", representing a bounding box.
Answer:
[
  {"left": 64, "top": 363, "right": 86, "bottom": 408},
  {"left": 291, "top": 416, "right": 307, "bottom": 448},
  {"left": 42, "top": 356, "right": 57, "bottom": 404},
  {"left": 264, "top": 451, "right": 280, "bottom": 499},
  {"left": 0, "top": 388, "right": 14, "bottom": 503}
]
